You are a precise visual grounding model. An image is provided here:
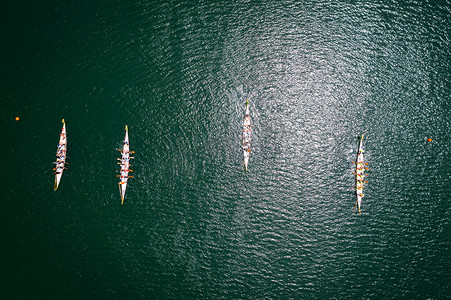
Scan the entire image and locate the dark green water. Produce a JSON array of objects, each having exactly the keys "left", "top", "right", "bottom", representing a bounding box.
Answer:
[{"left": 1, "top": 0, "right": 450, "bottom": 298}]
